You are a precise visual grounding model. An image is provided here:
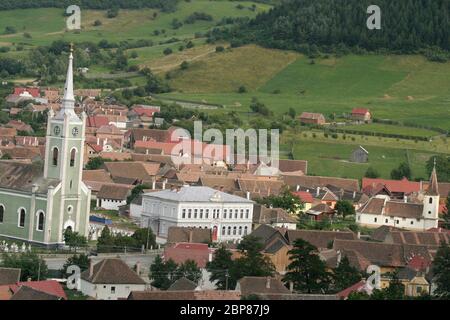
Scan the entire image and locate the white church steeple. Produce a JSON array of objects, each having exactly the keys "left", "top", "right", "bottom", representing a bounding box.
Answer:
[{"left": 55, "top": 43, "right": 79, "bottom": 121}]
